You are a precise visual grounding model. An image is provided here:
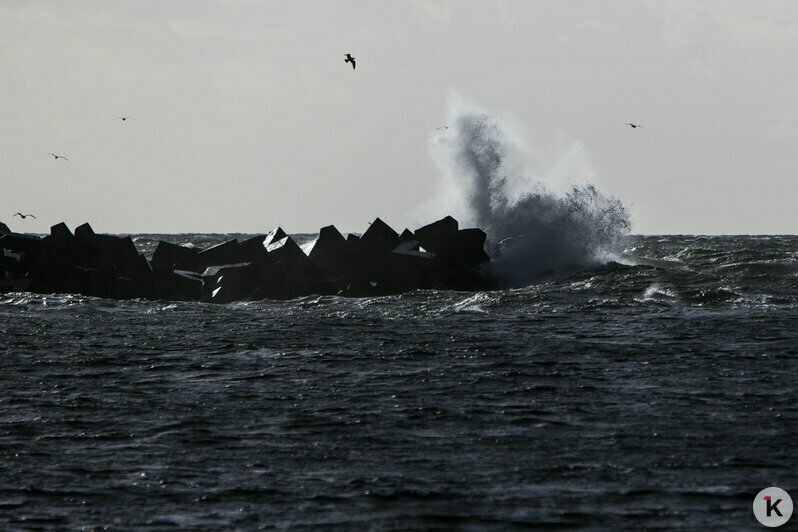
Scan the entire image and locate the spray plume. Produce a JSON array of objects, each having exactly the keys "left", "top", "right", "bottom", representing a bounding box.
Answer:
[{"left": 425, "top": 98, "right": 631, "bottom": 287}]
